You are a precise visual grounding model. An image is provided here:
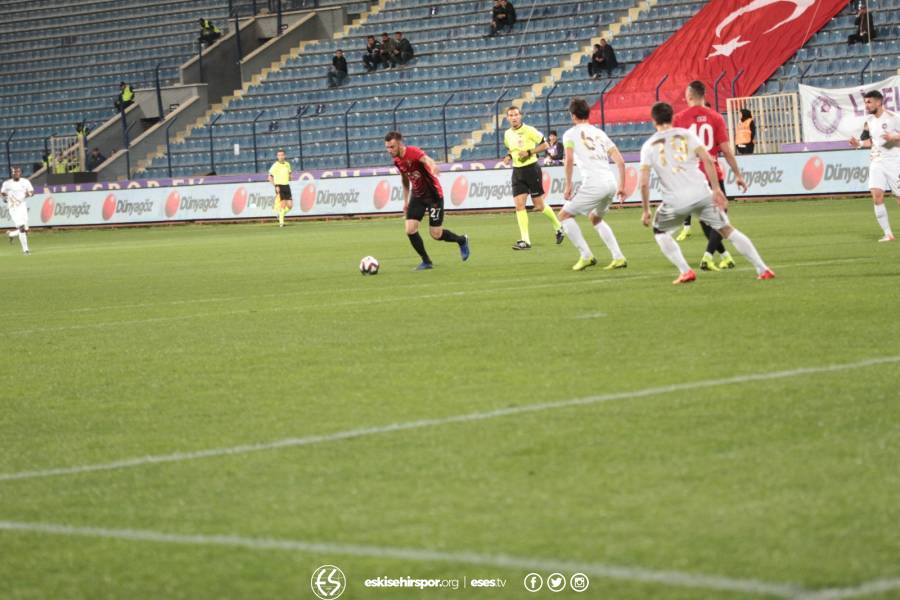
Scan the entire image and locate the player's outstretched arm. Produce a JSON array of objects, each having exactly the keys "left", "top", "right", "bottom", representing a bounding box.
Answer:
[
  {"left": 420, "top": 153, "right": 441, "bottom": 181},
  {"left": 609, "top": 147, "right": 627, "bottom": 203},
  {"left": 563, "top": 147, "right": 575, "bottom": 200},
  {"left": 697, "top": 147, "right": 727, "bottom": 209},
  {"left": 400, "top": 173, "right": 410, "bottom": 212},
  {"left": 720, "top": 141, "right": 747, "bottom": 193},
  {"left": 639, "top": 166, "right": 652, "bottom": 227}
]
